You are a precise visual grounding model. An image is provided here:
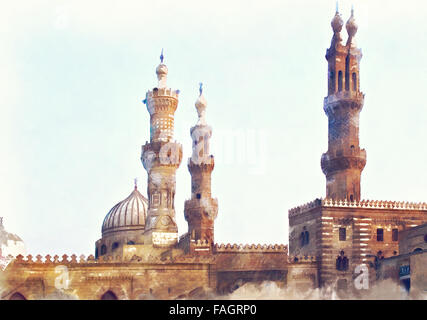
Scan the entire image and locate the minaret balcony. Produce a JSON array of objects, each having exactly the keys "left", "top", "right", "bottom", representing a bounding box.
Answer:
[
  {"left": 324, "top": 91, "right": 364, "bottom": 114},
  {"left": 188, "top": 155, "right": 215, "bottom": 168},
  {"left": 184, "top": 198, "right": 218, "bottom": 221},
  {"left": 321, "top": 148, "right": 366, "bottom": 174}
]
